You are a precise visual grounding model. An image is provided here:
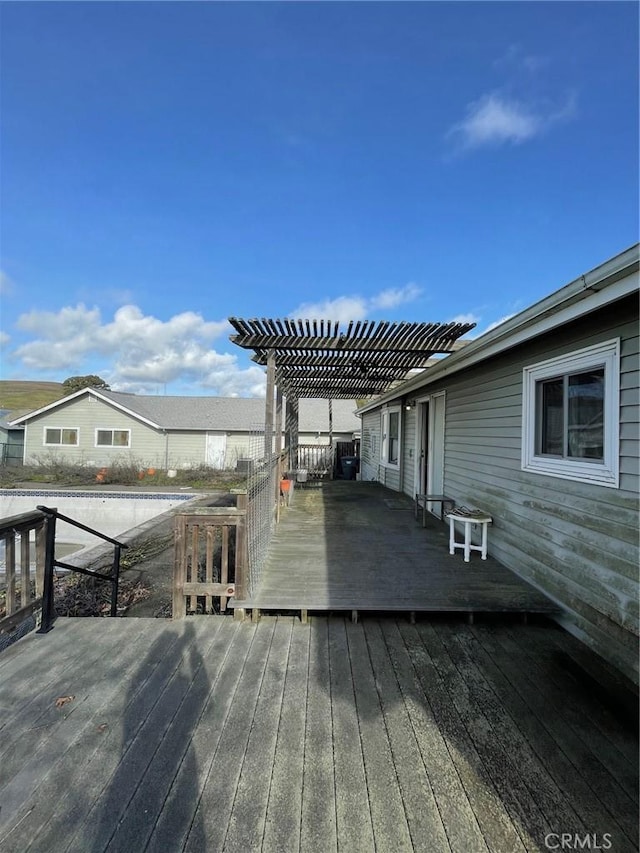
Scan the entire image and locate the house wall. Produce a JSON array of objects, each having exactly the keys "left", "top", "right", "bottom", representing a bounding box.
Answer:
[
  {"left": 21, "top": 393, "right": 360, "bottom": 471},
  {"left": 1, "top": 427, "right": 24, "bottom": 465},
  {"left": 365, "top": 294, "right": 639, "bottom": 682},
  {"left": 360, "top": 408, "right": 410, "bottom": 490},
  {"left": 22, "top": 396, "right": 168, "bottom": 468},
  {"left": 360, "top": 411, "right": 381, "bottom": 482}
]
